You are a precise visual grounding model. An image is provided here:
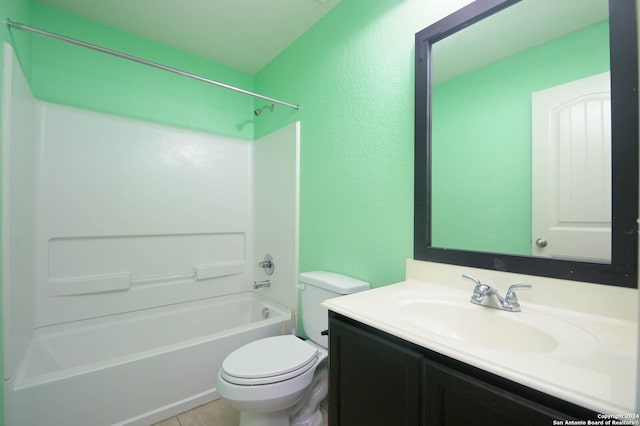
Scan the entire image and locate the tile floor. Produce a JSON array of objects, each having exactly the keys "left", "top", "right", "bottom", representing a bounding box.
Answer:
[{"left": 152, "top": 398, "right": 329, "bottom": 426}]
